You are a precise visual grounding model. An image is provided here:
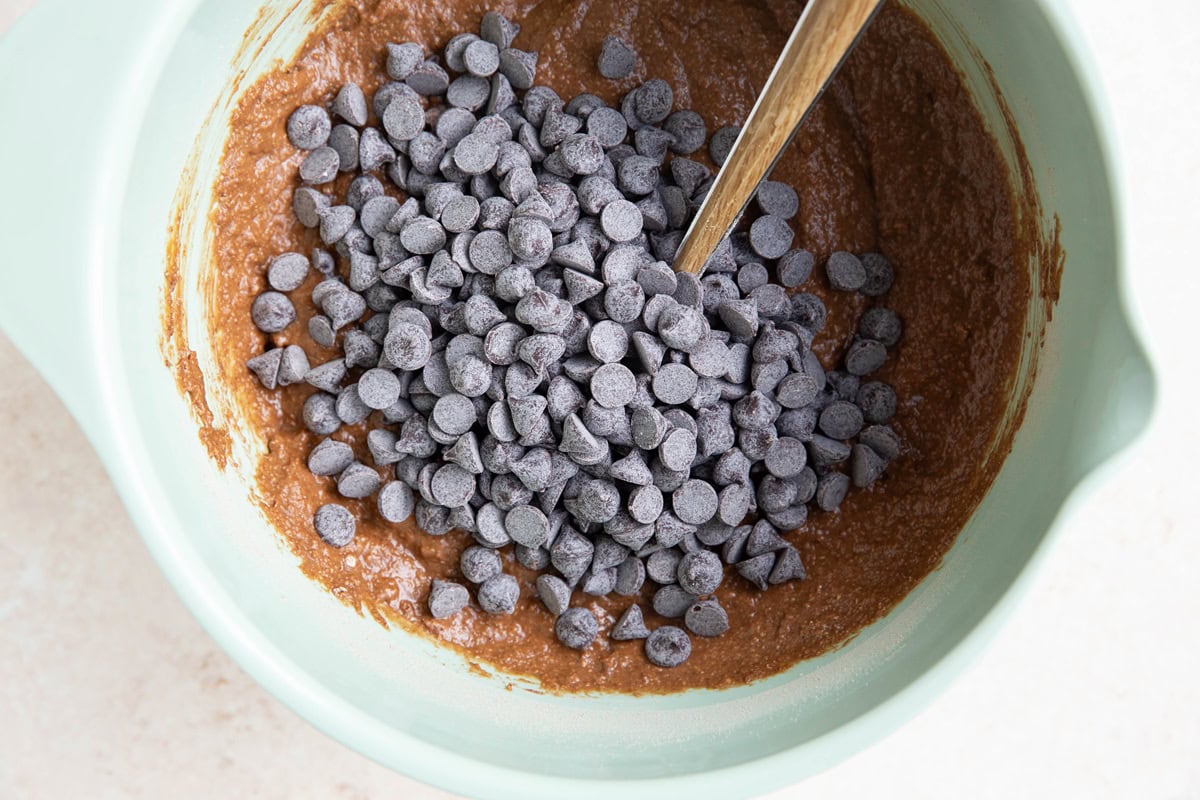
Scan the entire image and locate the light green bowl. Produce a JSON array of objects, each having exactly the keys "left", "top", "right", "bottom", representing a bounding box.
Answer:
[{"left": 0, "top": 0, "right": 1156, "bottom": 797}]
